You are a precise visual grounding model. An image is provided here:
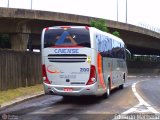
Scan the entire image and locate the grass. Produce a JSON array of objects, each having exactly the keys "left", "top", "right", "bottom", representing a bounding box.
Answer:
[{"left": 0, "top": 84, "right": 43, "bottom": 105}]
